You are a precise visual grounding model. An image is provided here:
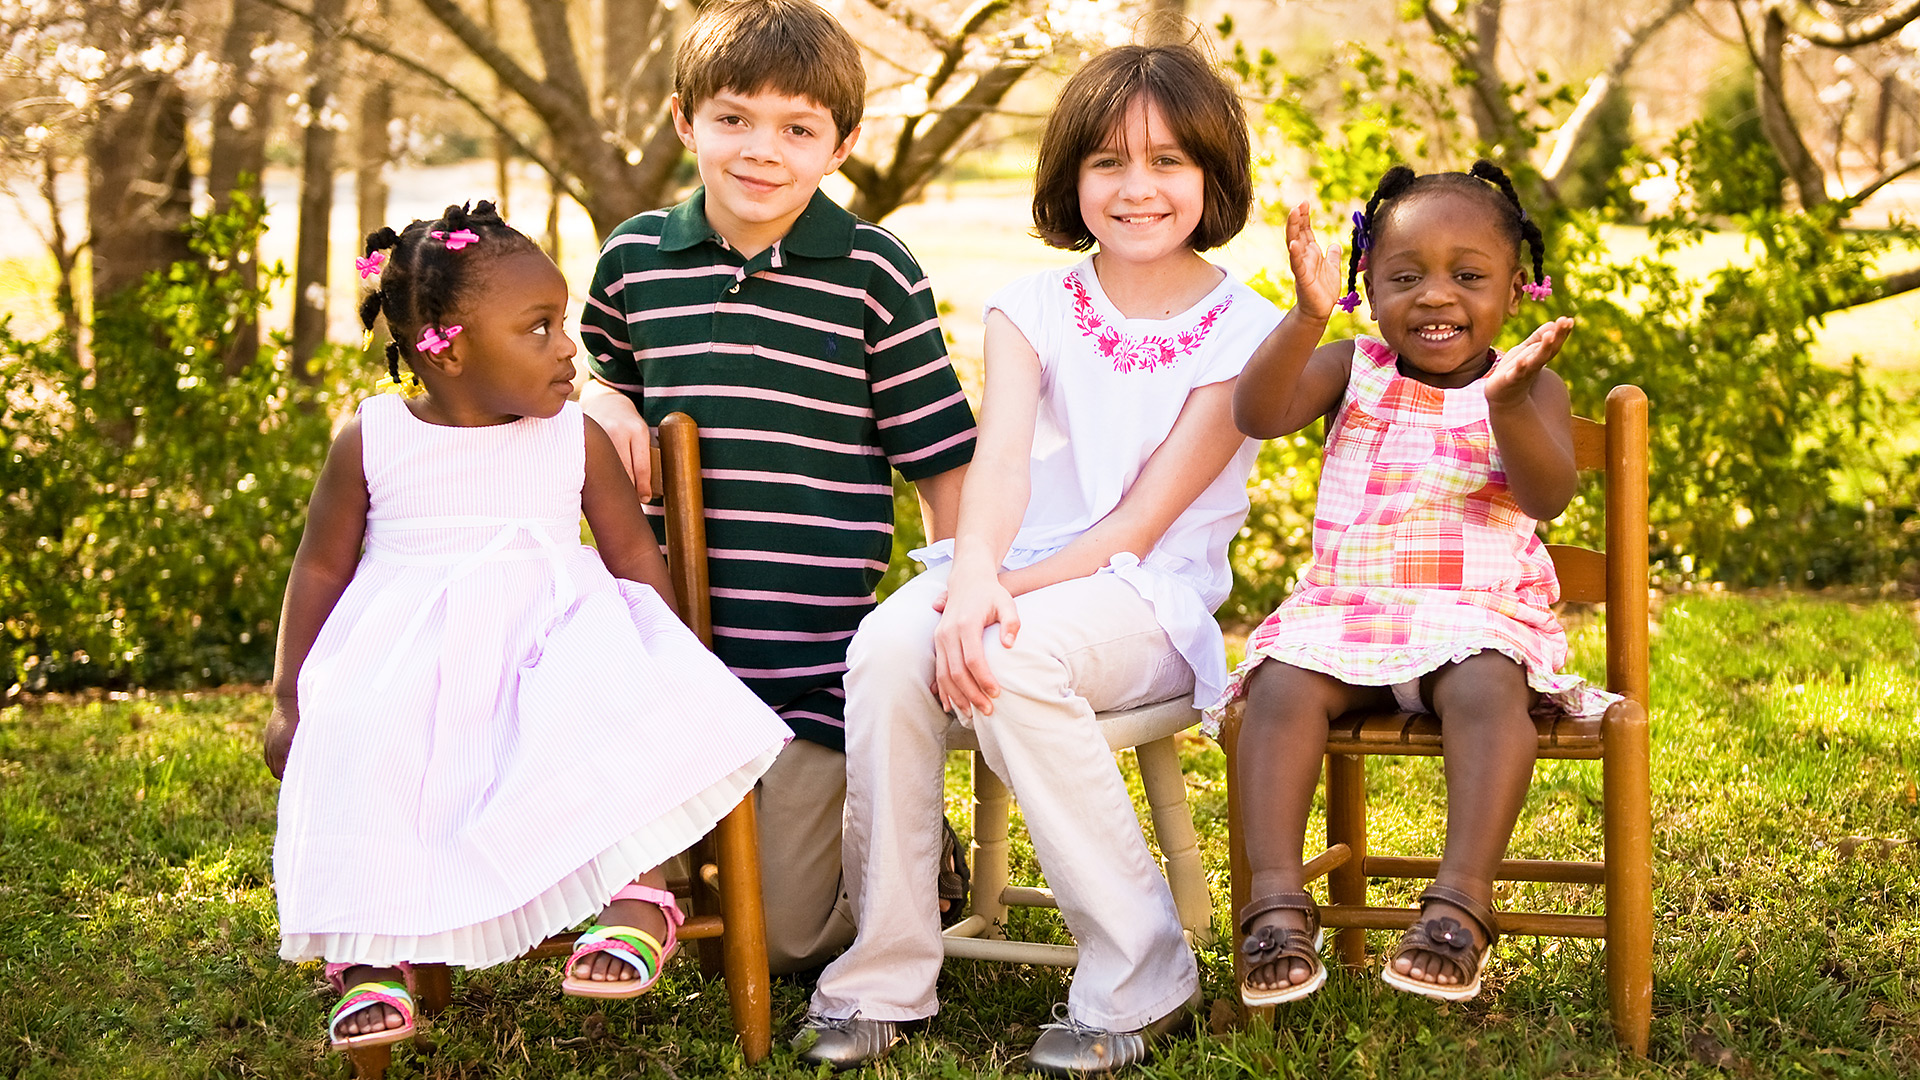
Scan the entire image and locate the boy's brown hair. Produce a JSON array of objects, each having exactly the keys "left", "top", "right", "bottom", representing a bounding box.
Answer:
[
  {"left": 1031, "top": 43, "right": 1252, "bottom": 253},
  {"left": 674, "top": 0, "right": 865, "bottom": 144}
]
